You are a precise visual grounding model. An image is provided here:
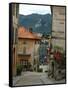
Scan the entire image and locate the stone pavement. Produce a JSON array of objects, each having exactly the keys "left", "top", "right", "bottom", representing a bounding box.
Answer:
[{"left": 13, "top": 71, "right": 66, "bottom": 86}]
